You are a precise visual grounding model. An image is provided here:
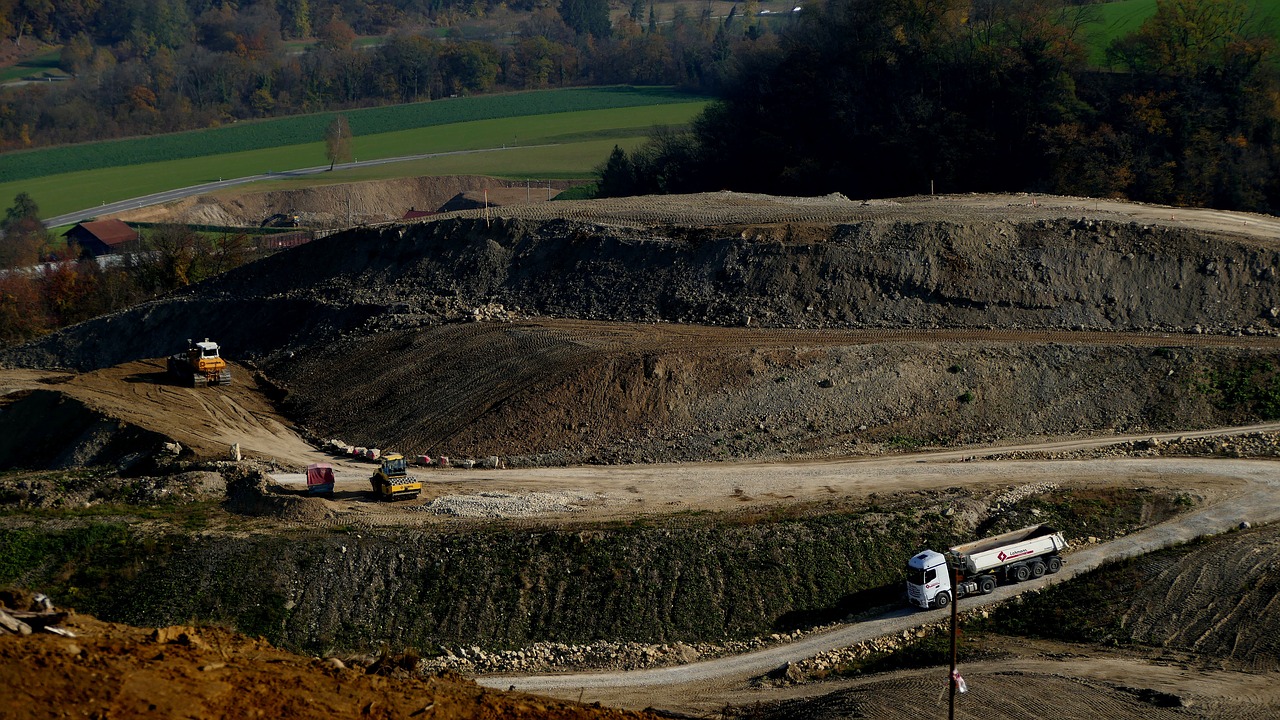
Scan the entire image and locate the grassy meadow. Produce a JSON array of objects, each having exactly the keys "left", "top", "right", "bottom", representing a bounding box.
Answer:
[
  {"left": 1083, "top": 0, "right": 1280, "bottom": 66},
  {"left": 2, "top": 94, "right": 707, "bottom": 219}
]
